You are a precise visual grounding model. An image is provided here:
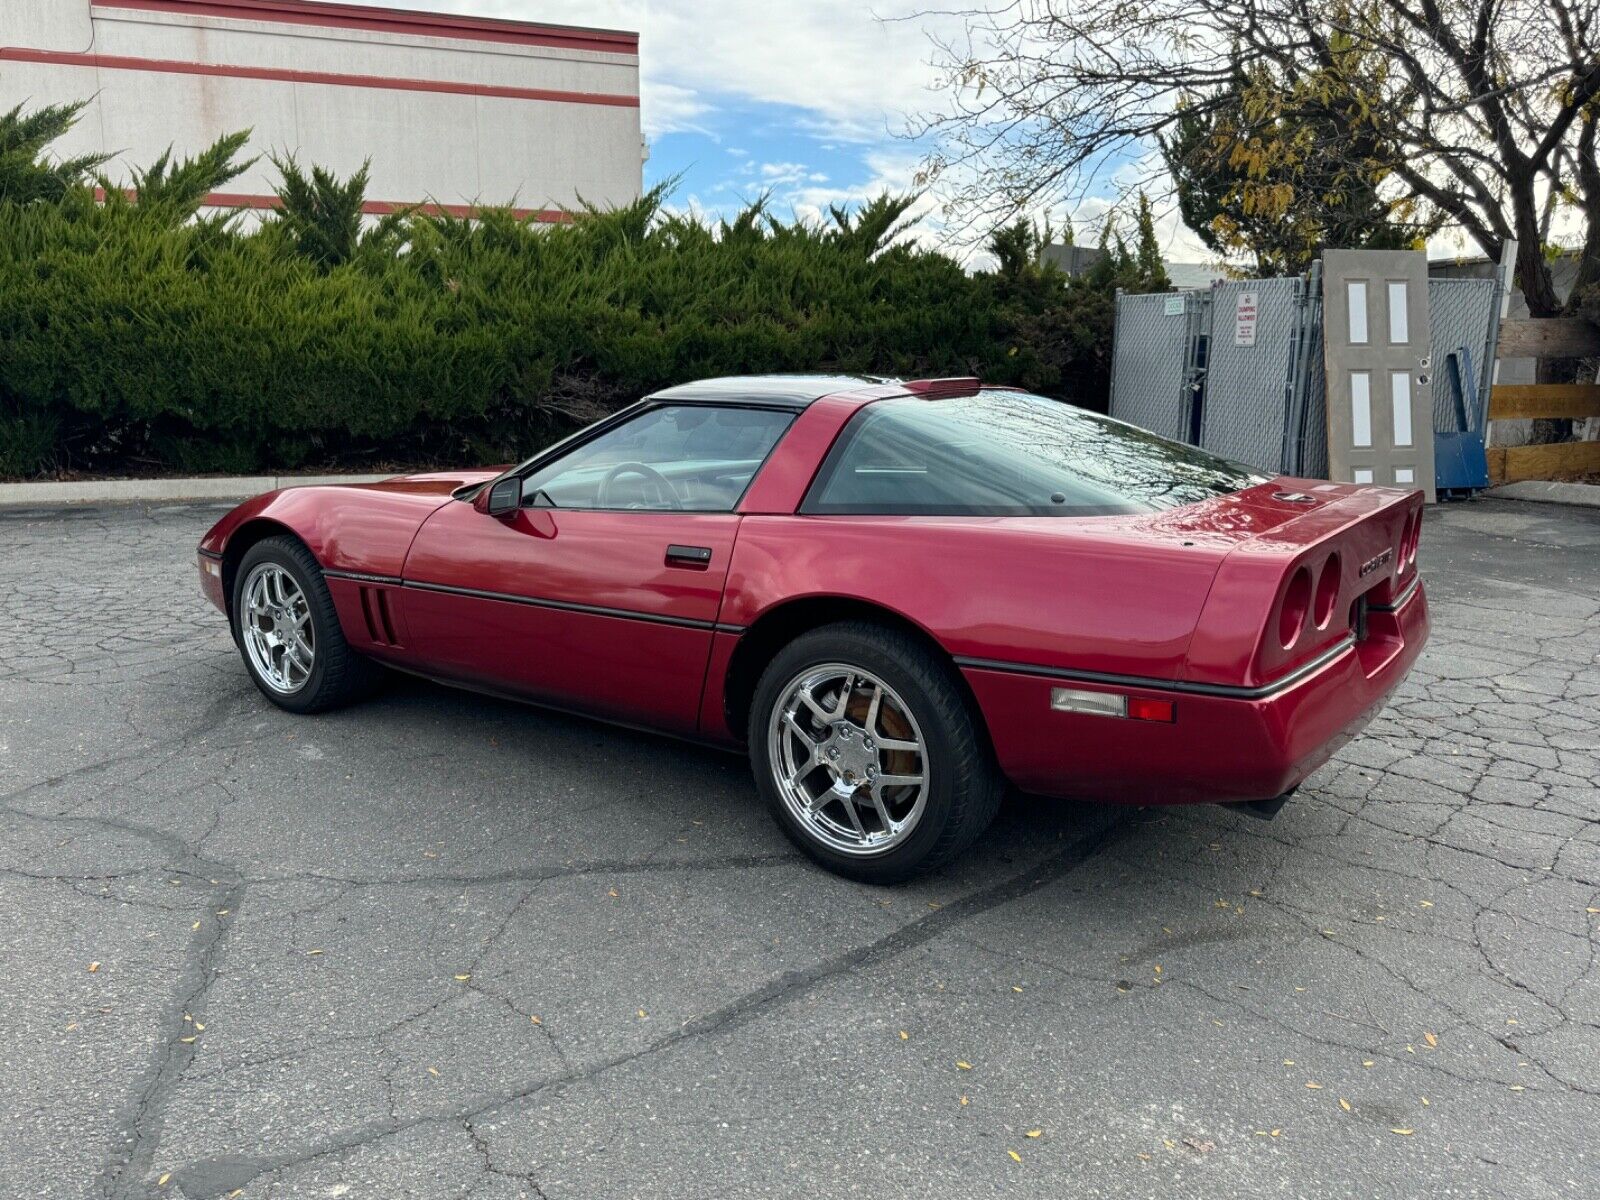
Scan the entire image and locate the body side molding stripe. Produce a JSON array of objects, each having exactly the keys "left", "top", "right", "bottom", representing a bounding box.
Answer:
[
  {"left": 324, "top": 568, "right": 404, "bottom": 586},
  {"left": 955, "top": 636, "right": 1358, "bottom": 700},
  {"left": 326, "top": 569, "right": 750, "bottom": 632}
]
